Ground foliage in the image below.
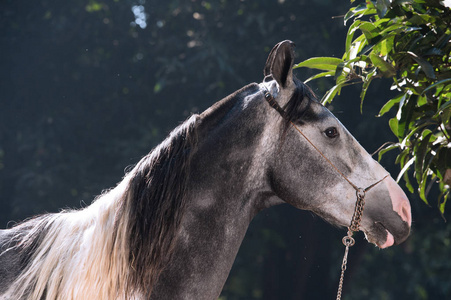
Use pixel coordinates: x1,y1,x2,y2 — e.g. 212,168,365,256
295,0,451,216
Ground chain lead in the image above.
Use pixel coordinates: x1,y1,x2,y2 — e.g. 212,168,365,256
336,189,366,300
336,229,355,300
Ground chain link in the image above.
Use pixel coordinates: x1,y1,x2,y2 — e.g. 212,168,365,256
349,189,365,232
336,231,353,300
336,189,366,300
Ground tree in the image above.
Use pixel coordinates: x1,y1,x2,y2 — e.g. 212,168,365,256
295,0,451,217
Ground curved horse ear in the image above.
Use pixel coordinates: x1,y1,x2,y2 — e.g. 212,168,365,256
263,40,296,88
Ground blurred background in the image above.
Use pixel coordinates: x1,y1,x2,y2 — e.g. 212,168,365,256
1,0,450,299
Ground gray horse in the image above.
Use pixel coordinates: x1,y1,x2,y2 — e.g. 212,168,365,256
0,40,411,300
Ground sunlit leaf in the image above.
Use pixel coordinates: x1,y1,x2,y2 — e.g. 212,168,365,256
378,93,405,117
304,71,335,83
369,52,396,77
397,156,415,186
380,34,395,56
345,20,362,54
321,83,343,105
348,34,367,59
294,57,343,71
344,3,368,24
439,190,449,216
418,171,430,204
359,22,379,40
389,117,399,137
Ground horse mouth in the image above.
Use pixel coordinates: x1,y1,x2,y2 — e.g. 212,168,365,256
363,222,395,249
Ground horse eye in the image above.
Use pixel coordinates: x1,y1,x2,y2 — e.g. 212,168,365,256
324,127,339,138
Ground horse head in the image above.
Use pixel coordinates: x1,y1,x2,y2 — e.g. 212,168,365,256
262,40,411,248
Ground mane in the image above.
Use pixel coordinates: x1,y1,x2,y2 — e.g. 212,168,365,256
121,113,199,296
3,114,199,300
283,78,318,126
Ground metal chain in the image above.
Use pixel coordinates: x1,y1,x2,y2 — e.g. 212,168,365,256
335,189,365,300
349,188,365,232
336,230,355,300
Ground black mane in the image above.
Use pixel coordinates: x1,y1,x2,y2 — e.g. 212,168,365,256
283,78,318,126
121,115,199,296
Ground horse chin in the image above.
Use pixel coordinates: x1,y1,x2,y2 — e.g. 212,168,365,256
363,226,395,249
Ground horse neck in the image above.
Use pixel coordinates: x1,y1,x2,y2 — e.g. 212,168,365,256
151,84,282,299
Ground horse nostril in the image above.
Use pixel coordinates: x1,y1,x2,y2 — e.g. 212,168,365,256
384,176,412,227
401,202,412,227
396,198,412,228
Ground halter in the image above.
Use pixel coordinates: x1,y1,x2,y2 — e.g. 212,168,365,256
262,86,388,300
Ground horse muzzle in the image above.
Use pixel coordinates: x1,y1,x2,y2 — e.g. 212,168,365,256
365,176,412,248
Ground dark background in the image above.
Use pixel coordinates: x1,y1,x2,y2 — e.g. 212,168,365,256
1,0,450,299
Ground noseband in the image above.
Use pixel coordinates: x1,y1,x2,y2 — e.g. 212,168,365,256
262,86,388,300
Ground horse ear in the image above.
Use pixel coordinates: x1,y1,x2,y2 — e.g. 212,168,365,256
263,40,296,88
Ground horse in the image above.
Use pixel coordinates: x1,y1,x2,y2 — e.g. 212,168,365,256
0,40,411,300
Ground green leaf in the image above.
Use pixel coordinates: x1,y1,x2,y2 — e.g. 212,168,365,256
359,22,379,40
376,0,391,18
433,99,451,118
439,190,449,216
418,171,430,204
293,57,343,71
344,7,358,25
369,52,396,77
441,106,451,127
334,62,345,82
436,33,451,50
397,156,415,193
378,93,405,117
344,4,369,24
397,94,416,139
407,51,436,79
379,34,395,56
400,121,436,149
378,143,399,161
422,78,451,95
304,71,335,83
345,20,362,54
348,34,368,59
321,83,343,105
414,130,432,183
389,117,399,137
360,68,377,112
